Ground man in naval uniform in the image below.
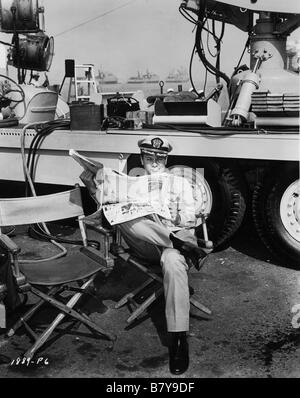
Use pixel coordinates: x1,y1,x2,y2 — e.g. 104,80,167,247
81,135,209,375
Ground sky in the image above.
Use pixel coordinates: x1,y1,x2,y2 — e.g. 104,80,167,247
41,0,250,84
0,0,299,85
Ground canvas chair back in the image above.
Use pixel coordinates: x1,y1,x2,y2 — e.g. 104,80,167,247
0,187,84,228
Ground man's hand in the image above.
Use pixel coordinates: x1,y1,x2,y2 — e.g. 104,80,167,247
80,170,97,196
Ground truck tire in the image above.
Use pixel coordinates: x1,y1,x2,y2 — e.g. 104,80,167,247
252,163,300,268
177,158,247,248
128,156,247,249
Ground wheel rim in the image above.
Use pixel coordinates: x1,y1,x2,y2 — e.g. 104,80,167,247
168,165,213,215
280,179,300,242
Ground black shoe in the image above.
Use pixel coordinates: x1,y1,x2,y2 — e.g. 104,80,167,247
169,332,189,375
170,234,209,270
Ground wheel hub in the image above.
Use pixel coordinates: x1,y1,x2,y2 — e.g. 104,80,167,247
280,180,300,242
168,165,213,216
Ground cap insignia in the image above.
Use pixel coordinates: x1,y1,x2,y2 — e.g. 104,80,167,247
151,138,164,149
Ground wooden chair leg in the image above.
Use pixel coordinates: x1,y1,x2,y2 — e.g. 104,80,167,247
116,255,212,325
124,285,212,325
6,286,61,337
115,277,154,309
127,286,164,325
190,296,212,316
24,277,116,360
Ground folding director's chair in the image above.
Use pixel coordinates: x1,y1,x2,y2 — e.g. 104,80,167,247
0,186,116,361
84,166,213,326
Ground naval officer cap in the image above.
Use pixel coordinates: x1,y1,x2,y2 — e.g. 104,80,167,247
138,136,173,155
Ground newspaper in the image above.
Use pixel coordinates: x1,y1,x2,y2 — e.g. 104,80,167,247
69,149,104,174
103,202,171,226
69,149,171,225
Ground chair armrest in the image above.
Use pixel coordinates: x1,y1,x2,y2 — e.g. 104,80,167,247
83,214,115,237
82,211,103,226
0,234,20,254
86,224,114,237
0,236,26,288
81,246,115,270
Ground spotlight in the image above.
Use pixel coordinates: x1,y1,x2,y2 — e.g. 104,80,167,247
10,32,54,71
0,0,44,33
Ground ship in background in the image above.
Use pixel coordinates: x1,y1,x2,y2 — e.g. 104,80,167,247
96,69,119,84
127,69,160,84
165,67,189,83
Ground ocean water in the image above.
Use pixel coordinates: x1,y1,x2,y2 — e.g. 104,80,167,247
59,80,218,108
97,80,216,99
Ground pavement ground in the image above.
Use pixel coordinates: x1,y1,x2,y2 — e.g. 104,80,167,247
0,219,299,379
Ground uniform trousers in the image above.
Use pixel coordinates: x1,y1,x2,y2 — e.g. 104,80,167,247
119,216,197,332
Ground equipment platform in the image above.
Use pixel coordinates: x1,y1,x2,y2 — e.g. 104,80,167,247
0,127,298,186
